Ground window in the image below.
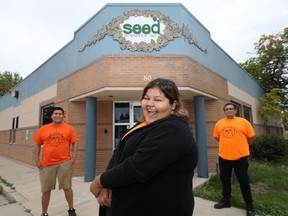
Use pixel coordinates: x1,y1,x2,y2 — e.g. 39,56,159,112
230,101,253,123
15,116,19,128
115,103,130,123
243,106,252,122
231,101,241,117
9,116,19,144
113,101,141,149
41,104,54,125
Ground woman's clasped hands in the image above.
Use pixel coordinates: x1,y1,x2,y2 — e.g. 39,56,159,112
90,174,112,207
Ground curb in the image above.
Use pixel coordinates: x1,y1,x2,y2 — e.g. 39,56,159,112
0,182,31,214
0,183,16,204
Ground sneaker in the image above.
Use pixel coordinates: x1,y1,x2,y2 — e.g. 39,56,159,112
68,208,77,216
41,213,48,216
214,198,231,209
247,207,255,216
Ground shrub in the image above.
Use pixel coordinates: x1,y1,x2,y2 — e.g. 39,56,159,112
250,134,288,163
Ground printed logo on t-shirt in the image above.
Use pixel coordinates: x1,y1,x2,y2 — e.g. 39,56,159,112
221,125,236,139
47,131,64,147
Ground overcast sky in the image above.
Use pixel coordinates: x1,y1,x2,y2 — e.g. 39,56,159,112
0,0,287,79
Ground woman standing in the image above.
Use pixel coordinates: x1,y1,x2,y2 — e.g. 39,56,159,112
90,78,198,216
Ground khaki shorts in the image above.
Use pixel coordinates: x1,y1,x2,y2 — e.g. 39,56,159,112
39,160,73,193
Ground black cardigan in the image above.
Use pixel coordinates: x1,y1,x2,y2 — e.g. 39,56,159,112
100,115,198,216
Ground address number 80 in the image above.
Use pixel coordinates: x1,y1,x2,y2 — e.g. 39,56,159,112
144,75,152,81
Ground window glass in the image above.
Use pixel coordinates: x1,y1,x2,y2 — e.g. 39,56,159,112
231,101,241,117
114,102,140,149
114,125,129,148
133,106,141,123
15,116,19,128
42,105,54,125
243,106,252,122
115,103,130,123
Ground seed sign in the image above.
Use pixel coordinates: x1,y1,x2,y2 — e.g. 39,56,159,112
120,16,165,44
79,10,207,53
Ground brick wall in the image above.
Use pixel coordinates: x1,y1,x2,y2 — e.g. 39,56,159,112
0,127,38,166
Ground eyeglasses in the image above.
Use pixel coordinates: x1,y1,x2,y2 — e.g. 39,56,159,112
224,108,235,111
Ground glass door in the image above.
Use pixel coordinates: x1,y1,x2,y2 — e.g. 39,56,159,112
113,101,141,149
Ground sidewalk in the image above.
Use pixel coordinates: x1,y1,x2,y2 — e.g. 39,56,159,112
0,155,246,216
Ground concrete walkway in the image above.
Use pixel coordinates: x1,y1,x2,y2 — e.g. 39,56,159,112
0,155,246,216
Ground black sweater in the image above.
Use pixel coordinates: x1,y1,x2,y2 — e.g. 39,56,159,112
101,115,198,216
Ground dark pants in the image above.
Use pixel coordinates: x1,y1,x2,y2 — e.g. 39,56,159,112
219,156,253,206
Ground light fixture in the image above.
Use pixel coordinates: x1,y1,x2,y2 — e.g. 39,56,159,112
12,91,19,98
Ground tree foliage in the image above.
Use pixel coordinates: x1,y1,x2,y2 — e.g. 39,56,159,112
240,28,288,128
0,71,22,96
240,28,288,92
258,88,283,122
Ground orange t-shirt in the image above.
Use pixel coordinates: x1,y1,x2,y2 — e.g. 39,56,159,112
213,117,255,160
33,123,78,166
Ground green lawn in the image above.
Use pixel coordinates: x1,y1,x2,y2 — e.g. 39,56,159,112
194,160,288,216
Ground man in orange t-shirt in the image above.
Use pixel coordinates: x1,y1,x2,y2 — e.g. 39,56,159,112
213,102,255,216
33,107,78,216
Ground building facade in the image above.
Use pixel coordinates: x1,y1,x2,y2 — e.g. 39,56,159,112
0,4,282,180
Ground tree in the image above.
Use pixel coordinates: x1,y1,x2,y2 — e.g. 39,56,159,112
0,71,22,96
240,28,288,129
258,88,283,122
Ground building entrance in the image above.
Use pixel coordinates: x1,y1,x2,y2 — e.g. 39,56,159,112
113,101,141,148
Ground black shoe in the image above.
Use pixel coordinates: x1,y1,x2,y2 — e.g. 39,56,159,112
68,208,77,216
41,213,48,216
247,207,255,216
214,198,231,209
